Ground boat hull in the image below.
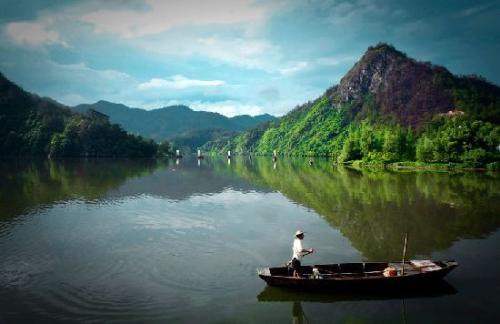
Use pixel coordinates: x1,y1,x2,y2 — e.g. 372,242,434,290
258,260,458,291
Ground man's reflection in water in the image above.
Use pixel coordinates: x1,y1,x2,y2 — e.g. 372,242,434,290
292,301,308,324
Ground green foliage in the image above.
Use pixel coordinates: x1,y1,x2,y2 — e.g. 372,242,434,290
487,161,500,171
45,114,160,158
208,93,499,168
416,136,434,162
0,74,168,158
23,110,66,154
207,87,500,168
338,126,362,162
449,76,500,123
461,148,488,167
337,122,416,164
223,96,346,157
157,141,173,157
415,116,500,166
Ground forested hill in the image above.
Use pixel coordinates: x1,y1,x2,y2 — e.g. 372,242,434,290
204,43,500,168
0,72,163,158
73,101,276,141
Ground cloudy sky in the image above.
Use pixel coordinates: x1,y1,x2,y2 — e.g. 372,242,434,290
1,0,499,116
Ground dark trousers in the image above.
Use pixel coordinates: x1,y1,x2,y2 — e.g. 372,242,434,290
289,258,302,276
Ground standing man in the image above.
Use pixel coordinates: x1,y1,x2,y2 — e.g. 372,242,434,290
291,230,314,277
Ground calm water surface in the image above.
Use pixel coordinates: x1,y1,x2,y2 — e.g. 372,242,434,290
0,157,499,323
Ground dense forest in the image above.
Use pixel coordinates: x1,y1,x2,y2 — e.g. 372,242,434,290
0,73,170,158
204,44,500,169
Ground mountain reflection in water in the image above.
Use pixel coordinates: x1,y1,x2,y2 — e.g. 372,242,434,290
217,157,500,260
0,157,498,322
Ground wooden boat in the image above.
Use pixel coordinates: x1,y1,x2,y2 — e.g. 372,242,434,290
257,260,458,291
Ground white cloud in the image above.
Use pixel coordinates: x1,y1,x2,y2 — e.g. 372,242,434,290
5,21,67,47
135,35,280,71
81,0,269,38
196,36,280,70
454,2,497,18
279,61,309,75
78,1,287,73
38,61,136,106
3,0,286,73
53,62,133,81
190,100,264,117
138,75,226,90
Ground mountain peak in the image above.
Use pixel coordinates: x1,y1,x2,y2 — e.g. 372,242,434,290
96,100,116,105
334,43,460,128
365,42,407,58
336,44,408,103
94,100,131,109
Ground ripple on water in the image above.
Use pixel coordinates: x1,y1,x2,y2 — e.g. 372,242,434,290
141,236,264,296
33,283,174,322
0,254,54,288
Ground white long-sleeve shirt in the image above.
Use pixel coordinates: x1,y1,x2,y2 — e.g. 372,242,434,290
292,238,309,261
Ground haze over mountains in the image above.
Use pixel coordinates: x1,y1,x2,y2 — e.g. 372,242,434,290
73,101,276,141
0,70,276,156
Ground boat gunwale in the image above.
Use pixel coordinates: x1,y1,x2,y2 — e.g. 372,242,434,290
259,260,458,282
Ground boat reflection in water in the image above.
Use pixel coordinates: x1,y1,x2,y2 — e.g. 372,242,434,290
257,281,457,303
292,302,306,324
258,282,457,323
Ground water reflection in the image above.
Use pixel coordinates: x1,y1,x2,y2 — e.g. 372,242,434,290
0,159,158,220
0,158,271,221
109,158,270,200
292,302,306,324
257,282,457,303
258,283,458,324
219,157,500,259
0,157,498,322
1,157,499,261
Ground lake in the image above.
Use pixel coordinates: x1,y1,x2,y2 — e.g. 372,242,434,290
0,157,499,323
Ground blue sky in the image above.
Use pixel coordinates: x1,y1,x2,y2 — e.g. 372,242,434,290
1,0,499,116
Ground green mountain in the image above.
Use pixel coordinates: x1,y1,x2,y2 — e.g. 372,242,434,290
73,100,276,142
205,43,500,168
0,72,162,157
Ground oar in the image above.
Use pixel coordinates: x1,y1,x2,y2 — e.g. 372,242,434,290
402,232,409,275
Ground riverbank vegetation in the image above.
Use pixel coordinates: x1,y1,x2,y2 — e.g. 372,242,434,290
203,96,500,169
